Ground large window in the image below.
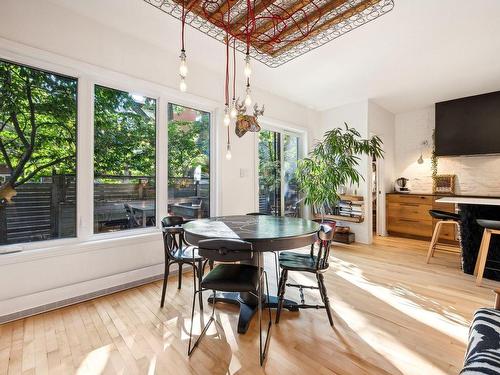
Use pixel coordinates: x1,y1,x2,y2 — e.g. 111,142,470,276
167,103,210,219
93,85,156,233
0,60,77,245
258,129,301,217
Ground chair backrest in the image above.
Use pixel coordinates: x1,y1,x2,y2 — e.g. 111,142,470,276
316,224,334,270
198,239,253,262
162,216,184,227
124,203,141,227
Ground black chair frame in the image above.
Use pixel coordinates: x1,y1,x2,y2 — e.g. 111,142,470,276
276,225,334,326
160,216,210,310
188,239,272,366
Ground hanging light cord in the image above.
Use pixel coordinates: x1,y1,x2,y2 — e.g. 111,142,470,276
181,0,186,52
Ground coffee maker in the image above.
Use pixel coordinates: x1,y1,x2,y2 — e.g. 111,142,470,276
395,177,410,193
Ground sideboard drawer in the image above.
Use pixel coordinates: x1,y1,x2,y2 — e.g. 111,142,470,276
387,194,433,205
387,218,433,238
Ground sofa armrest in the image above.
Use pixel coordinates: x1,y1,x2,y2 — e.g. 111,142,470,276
494,289,500,309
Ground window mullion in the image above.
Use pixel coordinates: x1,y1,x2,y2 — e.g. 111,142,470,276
76,76,94,240
157,97,168,224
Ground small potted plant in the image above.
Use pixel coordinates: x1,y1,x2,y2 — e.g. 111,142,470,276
296,123,384,222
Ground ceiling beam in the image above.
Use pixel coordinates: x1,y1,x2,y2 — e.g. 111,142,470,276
255,0,346,38
258,0,350,53
230,0,276,33
269,0,380,56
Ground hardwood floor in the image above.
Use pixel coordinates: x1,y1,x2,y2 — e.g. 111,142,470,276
1,236,498,375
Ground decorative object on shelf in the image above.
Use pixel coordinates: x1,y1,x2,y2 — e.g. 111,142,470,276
417,140,429,164
395,177,410,193
144,0,394,68
296,123,383,222
433,174,456,194
234,100,264,137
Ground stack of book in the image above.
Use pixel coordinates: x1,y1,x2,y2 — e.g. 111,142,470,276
336,196,364,220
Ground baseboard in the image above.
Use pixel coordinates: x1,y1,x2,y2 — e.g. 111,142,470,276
0,263,177,324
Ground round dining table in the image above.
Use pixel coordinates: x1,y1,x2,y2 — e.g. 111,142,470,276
183,215,320,334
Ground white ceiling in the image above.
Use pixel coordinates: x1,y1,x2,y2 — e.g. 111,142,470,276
50,0,500,114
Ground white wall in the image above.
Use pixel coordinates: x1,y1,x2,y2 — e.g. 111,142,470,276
395,107,500,196
0,0,314,317
368,102,396,236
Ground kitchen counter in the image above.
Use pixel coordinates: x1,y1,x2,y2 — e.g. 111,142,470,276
436,196,500,206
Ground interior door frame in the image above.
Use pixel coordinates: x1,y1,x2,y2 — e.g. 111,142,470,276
254,117,308,216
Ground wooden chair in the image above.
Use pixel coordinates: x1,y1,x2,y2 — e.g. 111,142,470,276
276,224,335,326
474,219,500,286
426,209,462,263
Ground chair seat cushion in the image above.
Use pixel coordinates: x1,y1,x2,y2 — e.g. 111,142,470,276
477,219,500,230
279,254,324,272
173,246,204,262
429,209,461,221
461,308,500,374
201,264,259,292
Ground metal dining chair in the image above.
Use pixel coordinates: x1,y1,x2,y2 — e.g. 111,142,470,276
124,203,142,228
276,224,335,326
188,238,272,366
160,216,209,309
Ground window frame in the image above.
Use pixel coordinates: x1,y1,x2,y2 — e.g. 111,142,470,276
254,117,308,217
0,40,219,259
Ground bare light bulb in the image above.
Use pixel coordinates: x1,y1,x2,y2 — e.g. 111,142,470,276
230,105,238,119
225,144,232,160
244,92,252,107
179,77,187,92
223,105,230,126
179,60,188,77
417,154,424,164
244,54,252,78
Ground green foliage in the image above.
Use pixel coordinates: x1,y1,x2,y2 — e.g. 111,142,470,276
258,130,280,191
0,60,77,188
94,86,156,177
296,123,384,217
167,104,210,178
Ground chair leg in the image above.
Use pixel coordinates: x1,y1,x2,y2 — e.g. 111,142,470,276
188,289,216,356
273,251,280,291
317,273,334,326
178,263,183,289
160,262,171,308
197,260,204,310
476,230,492,286
275,269,288,324
427,221,442,263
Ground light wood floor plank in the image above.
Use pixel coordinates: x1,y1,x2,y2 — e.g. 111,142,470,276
1,236,497,374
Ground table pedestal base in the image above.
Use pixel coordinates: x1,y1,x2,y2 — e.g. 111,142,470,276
207,292,299,334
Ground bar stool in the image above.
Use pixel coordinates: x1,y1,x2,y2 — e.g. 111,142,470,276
474,219,500,286
426,209,462,263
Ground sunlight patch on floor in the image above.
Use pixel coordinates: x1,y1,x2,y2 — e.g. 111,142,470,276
76,345,111,375
334,258,468,344
334,301,451,375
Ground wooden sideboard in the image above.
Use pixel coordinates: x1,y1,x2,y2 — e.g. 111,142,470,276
387,193,457,241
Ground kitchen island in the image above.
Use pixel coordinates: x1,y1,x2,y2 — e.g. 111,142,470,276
436,196,500,280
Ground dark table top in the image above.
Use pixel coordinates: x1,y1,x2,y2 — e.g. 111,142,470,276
183,215,320,252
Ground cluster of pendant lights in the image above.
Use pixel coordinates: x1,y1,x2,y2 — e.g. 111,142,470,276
177,1,254,161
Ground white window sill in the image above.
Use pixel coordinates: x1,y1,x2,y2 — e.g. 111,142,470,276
0,227,163,266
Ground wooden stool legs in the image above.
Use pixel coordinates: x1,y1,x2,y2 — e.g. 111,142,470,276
475,228,498,286
426,220,460,264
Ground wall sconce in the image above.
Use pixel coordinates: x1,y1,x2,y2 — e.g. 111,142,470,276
417,140,429,164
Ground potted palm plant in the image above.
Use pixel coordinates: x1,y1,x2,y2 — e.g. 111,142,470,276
296,123,384,221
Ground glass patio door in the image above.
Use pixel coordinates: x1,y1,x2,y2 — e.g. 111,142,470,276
258,129,301,217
